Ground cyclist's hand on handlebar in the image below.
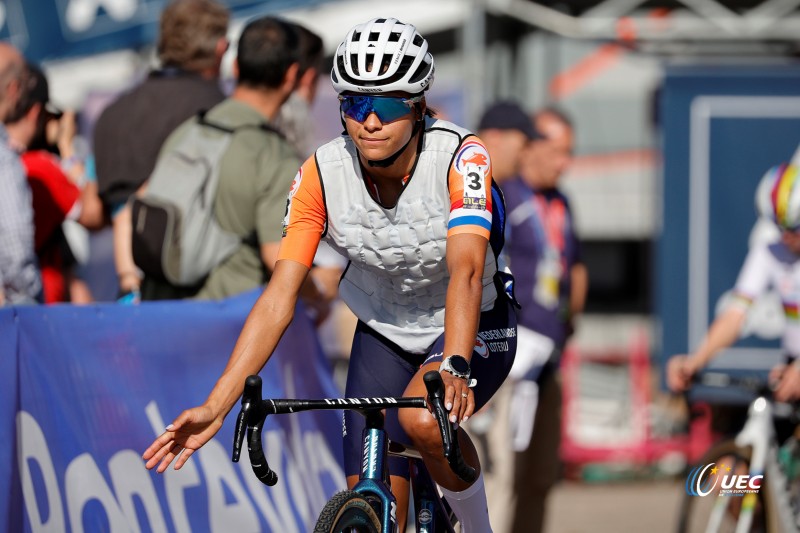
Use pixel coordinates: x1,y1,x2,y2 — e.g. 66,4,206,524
666,354,698,393
774,363,800,403
439,371,474,424
769,364,787,391
142,405,223,473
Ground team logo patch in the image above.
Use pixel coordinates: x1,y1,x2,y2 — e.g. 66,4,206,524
462,152,488,166
474,336,490,358
282,168,303,237
455,141,489,210
418,509,433,524
454,140,491,176
288,168,303,197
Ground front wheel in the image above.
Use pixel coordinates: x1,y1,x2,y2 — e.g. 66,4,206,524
314,490,382,533
677,440,773,533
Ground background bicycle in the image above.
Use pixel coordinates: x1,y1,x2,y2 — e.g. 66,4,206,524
677,372,800,533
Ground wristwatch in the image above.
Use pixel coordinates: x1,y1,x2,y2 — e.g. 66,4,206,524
440,355,471,380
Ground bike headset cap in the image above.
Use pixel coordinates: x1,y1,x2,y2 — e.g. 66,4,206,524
331,17,435,167
755,163,800,230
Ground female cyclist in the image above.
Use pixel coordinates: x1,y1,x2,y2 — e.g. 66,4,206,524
143,17,517,532
667,163,800,402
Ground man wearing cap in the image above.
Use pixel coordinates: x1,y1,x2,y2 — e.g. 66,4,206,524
470,103,587,533
468,100,541,533
477,101,541,185
506,107,587,533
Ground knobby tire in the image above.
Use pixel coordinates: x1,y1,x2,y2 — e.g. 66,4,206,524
314,490,382,533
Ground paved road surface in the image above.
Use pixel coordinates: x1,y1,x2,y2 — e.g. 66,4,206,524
544,480,684,533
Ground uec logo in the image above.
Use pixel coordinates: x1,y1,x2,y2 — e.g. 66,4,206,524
685,463,763,496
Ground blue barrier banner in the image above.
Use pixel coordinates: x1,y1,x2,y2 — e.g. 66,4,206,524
1,290,346,532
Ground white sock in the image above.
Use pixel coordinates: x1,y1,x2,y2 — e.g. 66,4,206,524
439,471,493,533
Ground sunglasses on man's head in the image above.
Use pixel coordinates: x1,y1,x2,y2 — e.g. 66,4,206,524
339,95,422,124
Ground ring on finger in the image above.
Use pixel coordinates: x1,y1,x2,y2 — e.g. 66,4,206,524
461,392,468,398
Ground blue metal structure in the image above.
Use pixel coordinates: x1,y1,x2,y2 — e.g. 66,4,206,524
658,64,800,393
1,0,332,63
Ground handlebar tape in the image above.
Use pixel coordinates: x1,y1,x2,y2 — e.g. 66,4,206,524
423,371,477,483
232,375,279,486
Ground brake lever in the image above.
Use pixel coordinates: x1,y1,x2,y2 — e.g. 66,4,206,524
423,370,477,483
232,375,262,463
232,375,279,486
232,400,249,463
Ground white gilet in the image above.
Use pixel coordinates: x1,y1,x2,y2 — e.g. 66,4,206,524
315,118,498,353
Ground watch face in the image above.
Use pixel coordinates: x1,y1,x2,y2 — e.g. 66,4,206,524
449,356,470,374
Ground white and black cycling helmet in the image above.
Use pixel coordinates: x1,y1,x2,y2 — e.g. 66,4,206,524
331,17,435,95
755,163,800,229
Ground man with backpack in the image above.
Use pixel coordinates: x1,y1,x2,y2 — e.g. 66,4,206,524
133,16,325,311
94,0,230,302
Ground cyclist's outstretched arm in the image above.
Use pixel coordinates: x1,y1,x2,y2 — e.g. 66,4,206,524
666,306,747,392
142,259,309,472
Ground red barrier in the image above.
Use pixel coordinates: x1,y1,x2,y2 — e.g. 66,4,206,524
560,331,712,479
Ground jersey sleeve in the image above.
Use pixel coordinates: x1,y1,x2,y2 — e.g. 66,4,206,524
447,136,493,240
277,156,327,268
731,243,773,308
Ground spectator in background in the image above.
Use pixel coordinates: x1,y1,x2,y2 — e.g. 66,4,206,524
5,63,104,303
505,107,587,533
0,43,41,306
138,16,328,317
478,101,539,185
466,100,541,533
273,21,350,345
273,21,342,299
93,0,230,302
274,21,323,160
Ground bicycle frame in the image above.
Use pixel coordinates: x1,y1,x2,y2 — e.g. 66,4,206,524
408,454,458,532
232,371,474,533
730,395,798,533
354,410,457,532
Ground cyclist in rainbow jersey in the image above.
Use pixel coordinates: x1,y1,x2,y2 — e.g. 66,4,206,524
668,163,800,402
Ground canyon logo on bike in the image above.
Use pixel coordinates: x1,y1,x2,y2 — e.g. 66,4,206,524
685,462,764,496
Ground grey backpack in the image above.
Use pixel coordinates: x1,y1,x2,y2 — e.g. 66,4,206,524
131,112,272,286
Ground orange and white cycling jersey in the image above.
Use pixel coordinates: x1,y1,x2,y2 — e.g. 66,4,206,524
277,118,501,353
278,132,494,268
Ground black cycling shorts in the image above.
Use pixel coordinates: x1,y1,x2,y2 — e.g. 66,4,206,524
342,297,517,479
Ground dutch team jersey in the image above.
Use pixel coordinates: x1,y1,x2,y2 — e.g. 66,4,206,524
277,118,500,352
278,137,494,267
